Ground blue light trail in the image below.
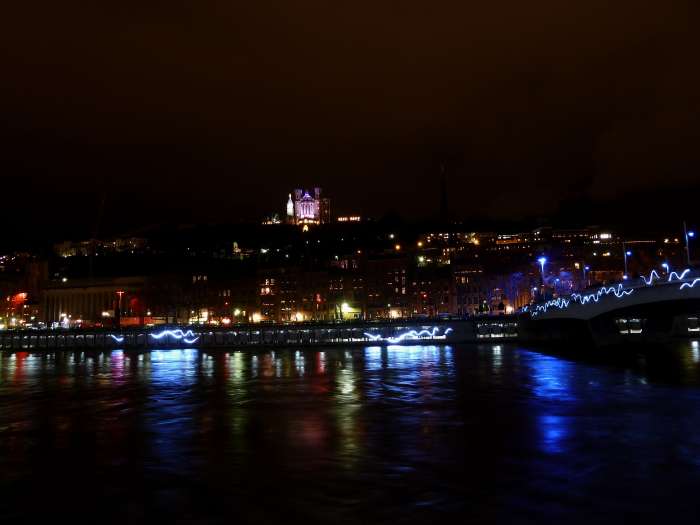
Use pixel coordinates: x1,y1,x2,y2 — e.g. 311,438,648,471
640,270,661,285
149,329,200,344
531,284,634,316
668,269,691,282
363,327,453,344
639,268,691,285
680,279,700,290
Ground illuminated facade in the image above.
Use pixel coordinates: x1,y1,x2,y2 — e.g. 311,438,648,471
289,188,330,225
41,276,148,327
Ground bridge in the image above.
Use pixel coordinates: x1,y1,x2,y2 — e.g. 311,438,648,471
522,269,700,345
0,317,519,351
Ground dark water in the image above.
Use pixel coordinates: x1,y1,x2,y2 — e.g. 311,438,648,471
2,343,700,524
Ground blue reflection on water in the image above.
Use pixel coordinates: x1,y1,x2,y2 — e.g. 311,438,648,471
145,349,200,473
362,345,455,404
538,414,570,454
363,345,454,372
150,349,199,384
526,351,577,455
530,353,576,402
364,346,384,371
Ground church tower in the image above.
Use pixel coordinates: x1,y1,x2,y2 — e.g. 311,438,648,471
286,194,295,223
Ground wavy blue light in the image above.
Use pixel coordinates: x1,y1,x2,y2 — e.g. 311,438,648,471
532,284,634,316
150,329,195,340
150,329,200,344
532,267,695,316
640,270,661,285
639,268,691,285
668,269,691,282
109,334,124,343
363,327,453,344
680,279,700,290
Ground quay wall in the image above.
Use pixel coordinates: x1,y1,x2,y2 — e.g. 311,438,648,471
0,318,519,351
3,309,697,352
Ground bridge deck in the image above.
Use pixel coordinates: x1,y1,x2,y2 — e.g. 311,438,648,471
0,318,520,350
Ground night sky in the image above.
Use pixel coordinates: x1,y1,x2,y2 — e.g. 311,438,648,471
1,1,699,244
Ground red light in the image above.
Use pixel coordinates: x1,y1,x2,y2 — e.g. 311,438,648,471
11,292,27,305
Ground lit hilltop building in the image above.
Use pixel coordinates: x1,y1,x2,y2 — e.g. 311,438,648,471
287,188,330,225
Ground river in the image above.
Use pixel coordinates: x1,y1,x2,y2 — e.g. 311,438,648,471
2,343,700,523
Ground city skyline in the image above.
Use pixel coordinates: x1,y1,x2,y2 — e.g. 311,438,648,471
1,177,698,252
2,4,700,523
2,217,695,330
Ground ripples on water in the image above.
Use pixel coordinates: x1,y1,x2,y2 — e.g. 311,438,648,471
2,343,700,524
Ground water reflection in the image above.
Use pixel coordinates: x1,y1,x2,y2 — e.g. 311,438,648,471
529,353,576,402
1,343,700,523
537,414,570,455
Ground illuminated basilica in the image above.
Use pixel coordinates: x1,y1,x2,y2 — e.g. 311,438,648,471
287,188,330,225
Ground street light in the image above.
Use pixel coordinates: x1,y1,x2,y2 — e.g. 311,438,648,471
537,257,547,277
623,241,632,278
115,290,125,328
537,257,547,298
684,221,695,266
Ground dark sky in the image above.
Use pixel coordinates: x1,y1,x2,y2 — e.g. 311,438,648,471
1,1,699,243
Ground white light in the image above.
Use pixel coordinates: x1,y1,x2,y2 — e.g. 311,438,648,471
531,284,634,316
668,269,690,282
640,270,661,285
680,279,700,290
149,329,200,344
364,327,453,344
